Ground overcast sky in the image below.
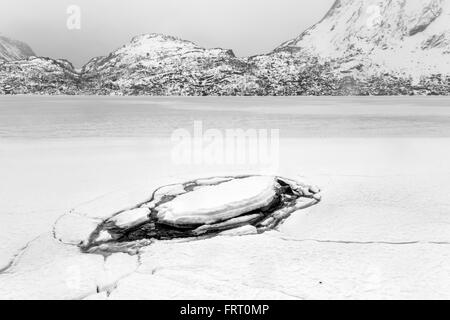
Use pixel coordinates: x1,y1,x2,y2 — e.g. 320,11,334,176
0,0,334,67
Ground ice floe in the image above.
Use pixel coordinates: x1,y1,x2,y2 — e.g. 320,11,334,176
53,175,321,253
156,176,278,226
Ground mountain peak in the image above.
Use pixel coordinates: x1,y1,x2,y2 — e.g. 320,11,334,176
130,33,194,45
111,33,210,60
280,0,450,49
84,32,236,71
126,33,236,56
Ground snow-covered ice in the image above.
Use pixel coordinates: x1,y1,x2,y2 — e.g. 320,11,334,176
52,174,318,251
1,96,450,299
110,208,151,229
156,176,278,226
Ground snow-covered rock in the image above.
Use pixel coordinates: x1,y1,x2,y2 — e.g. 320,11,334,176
109,208,151,229
156,176,277,226
53,175,321,252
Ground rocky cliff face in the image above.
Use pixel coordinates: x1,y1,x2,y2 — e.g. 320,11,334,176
1,0,450,95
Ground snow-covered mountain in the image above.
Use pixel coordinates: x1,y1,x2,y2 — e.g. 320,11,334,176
80,34,261,95
0,36,35,61
277,0,450,78
0,36,80,95
0,55,80,95
252,0,450,94
1,0,450,95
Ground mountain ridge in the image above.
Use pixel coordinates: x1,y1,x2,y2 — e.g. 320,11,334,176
1,0,450,95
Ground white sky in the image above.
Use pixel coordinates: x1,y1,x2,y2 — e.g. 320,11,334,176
0,0,334,67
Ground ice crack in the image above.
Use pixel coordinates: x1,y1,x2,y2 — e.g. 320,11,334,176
276,236,450,246
0,235,42,275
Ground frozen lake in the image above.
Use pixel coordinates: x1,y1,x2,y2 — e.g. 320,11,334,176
1,96,450,139
1,96,450,299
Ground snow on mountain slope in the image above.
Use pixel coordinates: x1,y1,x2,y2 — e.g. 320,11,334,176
81,34,261,95
248,0,450,95
0,57,80,95
0,36,35,61
83,34,232,73
0,36,80,95
276,0,450,78
1,0,450,96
